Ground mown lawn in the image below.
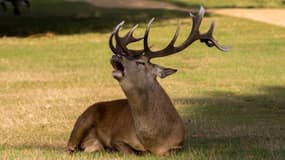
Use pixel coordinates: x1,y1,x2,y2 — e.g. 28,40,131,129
156,0,285,8
0,0,285,160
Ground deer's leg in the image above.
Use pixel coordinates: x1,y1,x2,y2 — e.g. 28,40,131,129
66,113,95,154
80,127,104,153
111,141,135,154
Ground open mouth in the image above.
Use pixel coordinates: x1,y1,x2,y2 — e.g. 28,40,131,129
111,60,124,72
111,56,125,79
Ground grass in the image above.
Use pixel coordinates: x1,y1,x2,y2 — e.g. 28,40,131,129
155,0,285,8
0,0,285,159
0,0,189,36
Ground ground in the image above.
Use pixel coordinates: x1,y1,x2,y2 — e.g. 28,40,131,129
73,0,285,27
0,0,284,160
209,8,285,27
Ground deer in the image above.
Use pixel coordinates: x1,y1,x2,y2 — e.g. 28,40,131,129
66,6,230,155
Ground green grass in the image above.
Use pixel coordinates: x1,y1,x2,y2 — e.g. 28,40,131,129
155,0,285,8
0,0,285,159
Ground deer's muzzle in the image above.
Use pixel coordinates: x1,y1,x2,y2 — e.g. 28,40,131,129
111,55,124,80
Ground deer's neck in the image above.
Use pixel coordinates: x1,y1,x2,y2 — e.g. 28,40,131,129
121,80,182,134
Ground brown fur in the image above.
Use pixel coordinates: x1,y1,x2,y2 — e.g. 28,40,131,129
66,55,185,155
66,7,230,155
66,99,146,154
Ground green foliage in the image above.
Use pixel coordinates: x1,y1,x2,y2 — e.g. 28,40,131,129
0,0,284,159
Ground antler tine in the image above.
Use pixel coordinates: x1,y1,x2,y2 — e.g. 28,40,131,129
189,6,204,37
144,19,182,58
114,21,145,57
143,7,205,59
110,7,230,57
109,32,118,54
124,24,144,43
165,21,181,51
109,21,125,55
188,6,232,52
143,6,230,59
200,21,232,51
144,18,155,54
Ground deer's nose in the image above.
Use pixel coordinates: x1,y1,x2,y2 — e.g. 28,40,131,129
111,55,122,62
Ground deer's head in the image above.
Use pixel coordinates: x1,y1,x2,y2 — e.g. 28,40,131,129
109,7,230,90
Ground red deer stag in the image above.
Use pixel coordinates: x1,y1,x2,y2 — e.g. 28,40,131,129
66,6,230,155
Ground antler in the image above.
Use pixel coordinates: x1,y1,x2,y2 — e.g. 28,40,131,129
109,21,144,57
109,6,231,58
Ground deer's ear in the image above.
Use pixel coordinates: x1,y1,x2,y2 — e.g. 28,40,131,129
154,65,177,79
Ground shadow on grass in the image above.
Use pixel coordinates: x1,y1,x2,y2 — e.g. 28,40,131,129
175,85,285,118
180,136,285,159
174,85,285,158
0,0,196,37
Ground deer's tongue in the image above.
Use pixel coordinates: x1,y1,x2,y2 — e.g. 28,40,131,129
112,70,123,79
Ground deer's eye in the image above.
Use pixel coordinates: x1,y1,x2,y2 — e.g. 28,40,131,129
136,61,145,66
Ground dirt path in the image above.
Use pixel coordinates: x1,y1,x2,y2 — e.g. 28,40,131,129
209,9,285,27
69,0,285,27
